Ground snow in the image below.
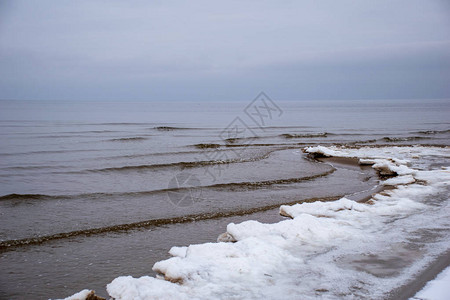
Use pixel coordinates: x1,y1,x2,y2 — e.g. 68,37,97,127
411,265,450,300
59,289,92,300
382,175,415,185
70,146,450,300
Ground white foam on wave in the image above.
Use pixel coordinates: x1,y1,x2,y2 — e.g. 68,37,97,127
67,146,450,300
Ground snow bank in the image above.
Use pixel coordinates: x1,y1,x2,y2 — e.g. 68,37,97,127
59,289,93,300
382,174,415,186
73,146,450,299
305,145,418,176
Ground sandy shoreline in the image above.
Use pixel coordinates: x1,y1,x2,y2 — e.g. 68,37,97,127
92,152,444,300
387,250,450,299
4,146,449,299
320,152,450,299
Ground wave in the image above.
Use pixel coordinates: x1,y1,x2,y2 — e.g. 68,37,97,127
34,134,97,139
109,137,148,142
0,195,342,251
154,126,219,131
280,133,329,139
1,165,70,171
225,143,301,148
260,126,317,129
154,126,195,131
348,139,378,145
37,130,119,134
200,169,335,190
1,150,271,174
223,137,259,144
43,150,272,174
94,150,206,160
84,155,269,173
0,149,105,156
95,122,157,126
382,136,431,142
0,167,334,202
194,143,221,149
415,129,450,135
0,193,65,201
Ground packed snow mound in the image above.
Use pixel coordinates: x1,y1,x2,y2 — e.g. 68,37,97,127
382,174,415,186
59,289,93,300
67,146,450,300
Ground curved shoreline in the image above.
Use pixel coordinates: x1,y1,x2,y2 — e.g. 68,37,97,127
387,250,450,300
98,145,449,300
0,154,381,252
0,149,383,300
1,194,346,252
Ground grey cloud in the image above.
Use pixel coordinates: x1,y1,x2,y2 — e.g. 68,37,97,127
0,0,449,100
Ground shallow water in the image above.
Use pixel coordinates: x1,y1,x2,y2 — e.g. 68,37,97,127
0,99,449,299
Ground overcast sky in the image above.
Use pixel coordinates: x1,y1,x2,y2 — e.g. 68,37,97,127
0,0,449,101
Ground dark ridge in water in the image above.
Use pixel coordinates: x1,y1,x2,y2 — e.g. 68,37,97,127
34,134,102,139
349,139,379,145
154,126,194,131
415,129,450,135
224,138,238,144
81,153,271,173
206,169,335,190
0,195,343,251
1,165,70,171
0,193,65,201
108,137,148,142
194,143,221,149
225,143,302,148
0,149,107,156
0,168,335,203
98,149,215,160
95,122,157,126
33,130,120,135
72,130,119,134
224,137,258,144
280,133,329,139
382,136,431,142
259,126,317,129
0,121,156,126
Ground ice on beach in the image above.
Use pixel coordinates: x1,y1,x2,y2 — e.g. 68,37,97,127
73,146,450,299
60,289,92,300
382,174,415,186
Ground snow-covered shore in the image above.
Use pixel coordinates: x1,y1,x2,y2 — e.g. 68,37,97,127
63,146,450,300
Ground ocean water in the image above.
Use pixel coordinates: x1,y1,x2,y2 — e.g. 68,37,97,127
0,99,449,299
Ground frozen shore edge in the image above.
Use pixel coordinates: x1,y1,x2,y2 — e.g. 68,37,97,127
60,145,450,300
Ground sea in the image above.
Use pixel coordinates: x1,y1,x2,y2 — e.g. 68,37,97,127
0,98,449,299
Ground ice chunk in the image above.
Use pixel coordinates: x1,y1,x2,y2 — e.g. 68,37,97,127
168,246,188,258
382,175,415,185
59,290,94,300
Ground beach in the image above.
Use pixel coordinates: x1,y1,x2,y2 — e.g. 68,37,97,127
0,100,449,299
2,0,450,298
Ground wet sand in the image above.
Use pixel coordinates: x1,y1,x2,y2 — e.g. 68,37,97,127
387,250,450,300
321,156,450,300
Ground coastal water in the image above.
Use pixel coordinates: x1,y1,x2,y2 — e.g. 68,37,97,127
0,99,449,299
